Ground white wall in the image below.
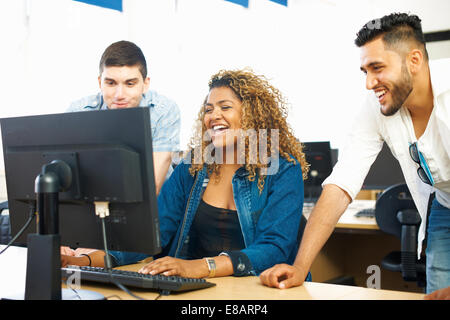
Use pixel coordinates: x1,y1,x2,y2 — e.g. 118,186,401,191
427,40,450,60
0,0,450,200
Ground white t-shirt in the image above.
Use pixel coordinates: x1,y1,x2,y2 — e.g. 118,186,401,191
402,107,450,207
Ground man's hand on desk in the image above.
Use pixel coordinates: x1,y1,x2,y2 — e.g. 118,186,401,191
424,286,450,300
60,246,76,257
259,264,306,289
61,254,91,268
60,246,105,267
138,256,208,278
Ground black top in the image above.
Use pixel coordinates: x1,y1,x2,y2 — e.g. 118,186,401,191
187,199,245,259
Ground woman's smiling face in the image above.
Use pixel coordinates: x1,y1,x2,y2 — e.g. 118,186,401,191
203,86,243,149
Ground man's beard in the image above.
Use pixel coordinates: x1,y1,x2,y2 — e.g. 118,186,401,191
381,62,413,117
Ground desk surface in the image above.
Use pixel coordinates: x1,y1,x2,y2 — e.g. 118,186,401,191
304,199,378,231
1,246,424,300
76,262,424,300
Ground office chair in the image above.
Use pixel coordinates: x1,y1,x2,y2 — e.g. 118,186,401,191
296,213,314,282
375,184,426,288
297,213,307,245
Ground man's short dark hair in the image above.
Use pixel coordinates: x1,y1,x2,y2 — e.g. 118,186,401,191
99,40,147,79
355,13,428,60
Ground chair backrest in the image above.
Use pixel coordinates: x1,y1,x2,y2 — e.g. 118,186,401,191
296,213,312,281
297,214,307,245
0,201,8,212
0,201,11,245
375,184,427,285
375,184,416,238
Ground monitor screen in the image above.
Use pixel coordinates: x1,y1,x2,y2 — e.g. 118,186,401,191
302,141,333,200
362,142,405,190
1,108,161,256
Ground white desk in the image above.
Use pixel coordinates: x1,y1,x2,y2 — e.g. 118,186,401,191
0,245,424,300
0,245,27,299
303,200,424,292
303,199,378,231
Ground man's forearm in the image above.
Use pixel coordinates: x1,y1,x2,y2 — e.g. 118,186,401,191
293,184,351,274
61,250,106,268
153,151,173,195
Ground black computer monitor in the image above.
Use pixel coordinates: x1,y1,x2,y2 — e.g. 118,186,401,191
1,107,161,254
302,141,333,200
362,142,405,190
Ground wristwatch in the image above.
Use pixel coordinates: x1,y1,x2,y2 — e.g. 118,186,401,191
205,257,216,278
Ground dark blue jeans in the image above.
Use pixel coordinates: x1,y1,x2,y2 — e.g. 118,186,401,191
425,198,450,293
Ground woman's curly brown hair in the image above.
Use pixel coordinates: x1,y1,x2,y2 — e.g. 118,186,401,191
187,68,309,193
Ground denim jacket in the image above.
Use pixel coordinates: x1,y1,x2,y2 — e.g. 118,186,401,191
111,155,305,276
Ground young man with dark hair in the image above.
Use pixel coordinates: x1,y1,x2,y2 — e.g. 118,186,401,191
260,13,450,298
68,40,180,195
61,40,181,265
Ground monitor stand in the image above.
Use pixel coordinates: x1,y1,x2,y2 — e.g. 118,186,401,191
3,160,106,300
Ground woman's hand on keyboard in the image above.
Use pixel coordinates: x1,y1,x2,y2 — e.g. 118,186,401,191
138,256,208,278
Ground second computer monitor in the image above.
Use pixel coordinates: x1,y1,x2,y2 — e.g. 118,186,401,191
362,142,405,190
303,141,333,200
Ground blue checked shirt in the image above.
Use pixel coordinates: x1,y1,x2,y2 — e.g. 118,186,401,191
67,90,181,153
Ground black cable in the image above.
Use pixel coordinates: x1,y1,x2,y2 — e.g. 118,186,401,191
0,201,36,255
68,286,82,300
108,275,147,301
99,216,147,300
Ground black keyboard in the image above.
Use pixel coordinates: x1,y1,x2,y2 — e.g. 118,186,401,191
61,266,216,295
354,208,376,218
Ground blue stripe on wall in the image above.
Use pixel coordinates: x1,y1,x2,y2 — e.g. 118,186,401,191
224,0,249,8
73,0,123,12
269,0,288,6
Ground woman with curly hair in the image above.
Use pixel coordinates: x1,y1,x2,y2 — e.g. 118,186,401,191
133,69,310,279
68,69,310,280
